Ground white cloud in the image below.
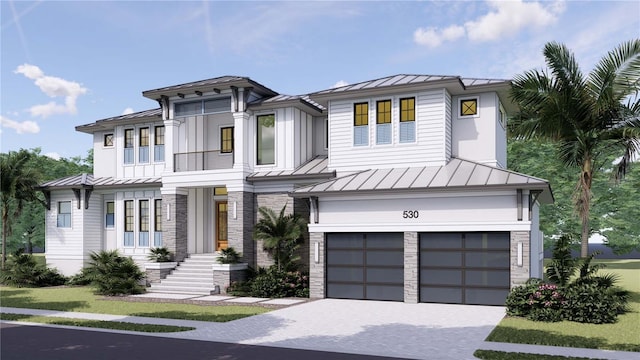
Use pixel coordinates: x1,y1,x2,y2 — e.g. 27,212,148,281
122,107,134,115
332,80,349,88
44,152,61,160
14,63,88,118
413,0,566,48
0,115,40,134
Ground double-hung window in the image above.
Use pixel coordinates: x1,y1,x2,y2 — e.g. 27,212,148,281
221,127,234,154
57,201,71,228
154,199,162,246
139,200,149,247
257,114,275,165
353,102,369,146
376,100,392,144
124,200,134,246
139,128,149,163
399,97,416,143
105,201,114,228
124,129,134,164
154,126,165,162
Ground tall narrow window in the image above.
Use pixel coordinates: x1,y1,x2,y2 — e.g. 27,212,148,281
57,201,71,228
221,127,234,153
154,126,165,162
139,200,149,247
354,102,369,146
376,100,392,144
324,118,329,149
257,114,275,165
139,127,149,163
124,200,134,246
399,97,416,143
105,201,115,228
154,199,162,247
124,129,134,164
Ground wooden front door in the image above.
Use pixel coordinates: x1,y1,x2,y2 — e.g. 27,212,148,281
215,201,228,251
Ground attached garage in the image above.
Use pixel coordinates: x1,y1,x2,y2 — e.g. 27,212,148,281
326,233,404,301
420,232,510,305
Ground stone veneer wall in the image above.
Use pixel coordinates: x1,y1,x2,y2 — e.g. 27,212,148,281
293,197,310,271
308,232,325,298
227,191,255,267
162,194,188,262
403,232,419,303
510,231,531,288
213,268,248,294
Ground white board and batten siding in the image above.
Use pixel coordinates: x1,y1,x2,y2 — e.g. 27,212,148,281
327,89,449,173
111,123,166,179
309,191,533,233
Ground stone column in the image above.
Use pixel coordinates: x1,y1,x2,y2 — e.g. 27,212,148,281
309,232,325,299
227,191,255,267
162,191,188,262
510,231,530,288
254,193,294,268
404,231,419,303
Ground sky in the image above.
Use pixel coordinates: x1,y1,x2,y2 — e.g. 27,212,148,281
1,0,639,160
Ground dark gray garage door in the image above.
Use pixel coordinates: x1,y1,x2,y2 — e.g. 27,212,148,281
420,232,510,305
326,233,404,301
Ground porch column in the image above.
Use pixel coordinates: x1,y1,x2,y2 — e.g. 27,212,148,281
163,119,181,174
162,189,188,262
309,232,325,299
227,191,255,267
510,231,530,288
232,112,251,172
404,231,419,303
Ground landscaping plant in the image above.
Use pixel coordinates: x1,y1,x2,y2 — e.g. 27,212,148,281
253,205,307,271
217,247,242,264
146,247,172,262
84,250,145,295
0,249,66,287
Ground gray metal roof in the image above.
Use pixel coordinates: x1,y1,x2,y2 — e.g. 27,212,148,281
312,74,461,95
292,158,553,203
76,108,162,133
40,173,161,189
247,156,335,182
248,94,326,112
142,75,279,99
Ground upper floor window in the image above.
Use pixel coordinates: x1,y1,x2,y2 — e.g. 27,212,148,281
353,102,369,146
324,118,329,149
174,97,231,117
221,127,234,153
154,126,165,162
460,98,478,117
257,114,275,165
124,129,134,164
139,127,149,163
376,100,392,144
399,97,416,143
57,201,71,228
105,201,114,228
104,134,113,147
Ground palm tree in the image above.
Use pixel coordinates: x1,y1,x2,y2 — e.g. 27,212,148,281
510,40,640,257
253,205,307,271
1,150,42,269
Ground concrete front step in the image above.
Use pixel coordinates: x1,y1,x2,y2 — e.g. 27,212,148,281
158,280,214,288
165,274,213,280
146,286,215,295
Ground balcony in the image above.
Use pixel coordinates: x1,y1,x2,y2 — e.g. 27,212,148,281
174,150,233,172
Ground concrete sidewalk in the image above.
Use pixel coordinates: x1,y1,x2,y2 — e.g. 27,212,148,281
2,299,638,360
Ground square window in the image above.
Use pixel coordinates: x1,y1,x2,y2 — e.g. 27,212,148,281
460,99,478,116
104,134,113,147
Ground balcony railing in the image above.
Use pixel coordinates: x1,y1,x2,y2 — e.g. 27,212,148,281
174,150,233,172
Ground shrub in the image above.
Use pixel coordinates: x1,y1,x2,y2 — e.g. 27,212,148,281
563,278,630,324
505,280,566,322
0,249,66,287
85,250,145,296
147,247,172,262
227,266,309,298
217,247,242,264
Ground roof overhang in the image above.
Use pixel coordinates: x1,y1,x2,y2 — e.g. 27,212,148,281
142,76,278,101
76,108,162,134
248,97,325,116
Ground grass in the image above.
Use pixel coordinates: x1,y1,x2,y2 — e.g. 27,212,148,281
0,286,269,322
473,350,605,360
487,259,640,352
0,313,195,332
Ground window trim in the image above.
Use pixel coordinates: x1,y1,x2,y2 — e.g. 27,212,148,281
154,125,165,162
139,127,150,163
353,102,369,147
256,113,276,166
399,97,416,143
56,201,71,228
104,134,114,147
124,128,135,165
324,118,329,150
105,201,115,229
459,97,479,118
220,126,234,154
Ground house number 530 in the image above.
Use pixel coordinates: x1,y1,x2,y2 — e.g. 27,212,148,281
402,210,419,219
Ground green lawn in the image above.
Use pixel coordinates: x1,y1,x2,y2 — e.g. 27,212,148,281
0,286,269,322
473,350,605,360
0,313,195,332
487,259,640,352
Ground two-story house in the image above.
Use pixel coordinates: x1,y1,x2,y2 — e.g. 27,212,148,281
40,74,552,306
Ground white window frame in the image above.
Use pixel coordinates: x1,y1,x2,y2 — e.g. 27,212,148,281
56,201,71,228
458,96,480,119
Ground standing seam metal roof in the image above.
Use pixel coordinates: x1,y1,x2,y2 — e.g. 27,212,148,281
40,174,161,188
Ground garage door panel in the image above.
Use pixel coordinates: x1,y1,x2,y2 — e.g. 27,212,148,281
327,267,364,282
464,288,509,306
366,234,404,249
327,250,363,265
366,285,404,301
465,233,510,249
327,235,364,249
464,252,509,267
365,251,403,266
327,283,364,299
421,269,463,286
420,287,462,304
366,268,404,283
420,233,462,249
420,251,463,267
465,270,510,286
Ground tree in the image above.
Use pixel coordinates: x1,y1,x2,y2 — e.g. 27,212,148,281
0,150,43,269
510,40,640,257
253,205,307,271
